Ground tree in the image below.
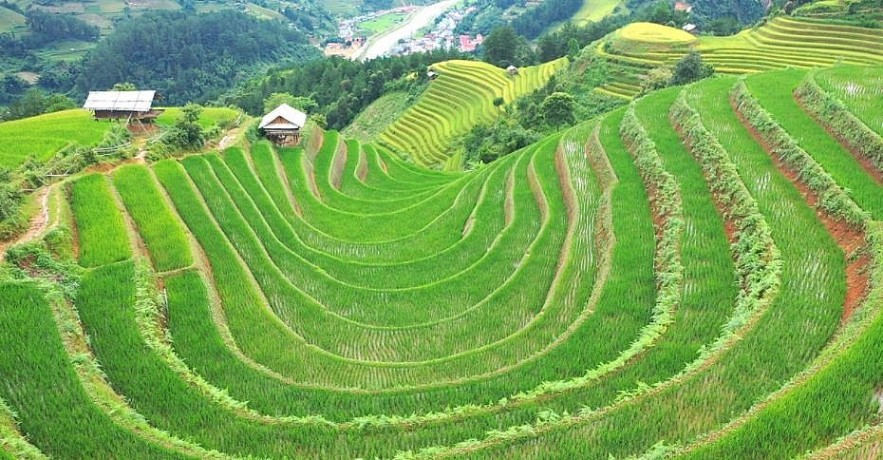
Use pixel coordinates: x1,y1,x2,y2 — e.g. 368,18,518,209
168,103,206,150
482,26,518,67
263,93,319,114
309,113,328,129
24,10,99,44
456,115,541,165
112,82,137,91
648,1,676,25
6,88,75,119
0,75,28,105
540,92,575,129
706,17,741,36
567,38,581,60
669,51,715,86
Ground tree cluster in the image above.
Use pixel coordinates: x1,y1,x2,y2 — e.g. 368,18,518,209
688,0,766,27
669,51,715,86
0,88,75,121
25,10,100,46
536,15,632,62
481,26,536,67
164,104,209,150
147,103,218,160
454,115,542,164
457,62,624,166
456,0,584,39
511,0,584,39
76,10,318,105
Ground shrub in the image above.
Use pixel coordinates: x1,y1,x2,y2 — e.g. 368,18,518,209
670,51,715,86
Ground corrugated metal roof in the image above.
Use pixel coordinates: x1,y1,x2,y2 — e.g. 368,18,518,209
83,90,156,112
259,104,308,130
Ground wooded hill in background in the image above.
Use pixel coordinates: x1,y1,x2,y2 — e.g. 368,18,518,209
76,11,318,106
0,0,333,118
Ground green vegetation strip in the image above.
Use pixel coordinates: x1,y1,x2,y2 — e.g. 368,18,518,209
796,69,883,170
74,260,346,458
159,115,676,452
69,173,131,268
216,147,534,328
278,146,490,262
113,165,194,272
186,139,604,376
0,282,185,459
732,78,870,226
249,141,514,290
744,70,883,220
0,397,45,459
479,76,842,458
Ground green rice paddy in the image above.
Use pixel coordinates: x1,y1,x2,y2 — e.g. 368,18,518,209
2,18,883,460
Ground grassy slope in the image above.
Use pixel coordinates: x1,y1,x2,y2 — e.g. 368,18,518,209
156,107,240,129
0,109,111,168
341,91,411,143
573,0,621,25
0,107,239,169
4,43,883,459
0,6,25,33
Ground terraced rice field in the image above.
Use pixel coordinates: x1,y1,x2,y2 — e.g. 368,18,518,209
595,17,883,99
814,65,883,136
377,58,569,169
2,66,883,458
0,109,112,168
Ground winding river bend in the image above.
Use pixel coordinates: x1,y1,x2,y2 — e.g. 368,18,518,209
356,0,461,61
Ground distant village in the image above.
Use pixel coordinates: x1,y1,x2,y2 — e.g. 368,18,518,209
324,5,485,59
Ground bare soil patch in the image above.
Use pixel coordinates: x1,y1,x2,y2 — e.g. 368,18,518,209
330,140,347,190
0,187,52,261
357,150,368,182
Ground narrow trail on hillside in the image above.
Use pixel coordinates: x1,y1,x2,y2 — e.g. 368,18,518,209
219,127,243,150
0,186,54,262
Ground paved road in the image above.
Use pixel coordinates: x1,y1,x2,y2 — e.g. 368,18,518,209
356,0,460,61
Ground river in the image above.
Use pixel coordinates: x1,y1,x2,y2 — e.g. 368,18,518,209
355,0,461,61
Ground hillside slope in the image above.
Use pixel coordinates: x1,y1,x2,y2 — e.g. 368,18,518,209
377,58,569,169
2,63,883,458
0,109,111,168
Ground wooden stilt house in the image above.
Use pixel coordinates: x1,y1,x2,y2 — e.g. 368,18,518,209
260,104,308,146
83,90,163,124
